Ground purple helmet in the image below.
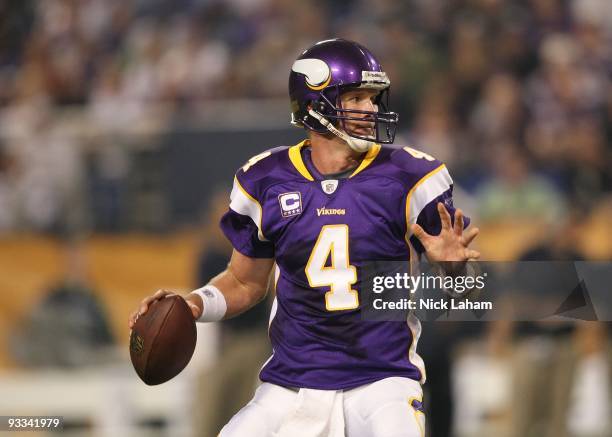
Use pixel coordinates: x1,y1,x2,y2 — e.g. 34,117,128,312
289,38,398,149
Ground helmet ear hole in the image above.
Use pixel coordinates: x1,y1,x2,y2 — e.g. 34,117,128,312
374,92,383,105
307,100,325,113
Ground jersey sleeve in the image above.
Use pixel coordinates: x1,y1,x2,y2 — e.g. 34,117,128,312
219,175,274,258
405,165,470,254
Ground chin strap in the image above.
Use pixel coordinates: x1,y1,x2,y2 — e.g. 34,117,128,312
308,109,375,153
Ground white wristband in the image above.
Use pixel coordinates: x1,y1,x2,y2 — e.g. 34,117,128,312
191,285,227,322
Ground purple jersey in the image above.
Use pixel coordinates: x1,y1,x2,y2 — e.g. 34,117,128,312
220,140,468,390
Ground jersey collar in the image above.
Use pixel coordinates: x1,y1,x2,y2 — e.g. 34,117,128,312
288,140,381,181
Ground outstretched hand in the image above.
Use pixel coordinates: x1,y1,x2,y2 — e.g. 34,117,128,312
411,203,480,263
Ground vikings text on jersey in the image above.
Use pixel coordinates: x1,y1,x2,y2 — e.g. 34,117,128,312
220,141,469,390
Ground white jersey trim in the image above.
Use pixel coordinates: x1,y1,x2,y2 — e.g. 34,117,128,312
407,312,426,384
229,176,267,241
406,164,453,228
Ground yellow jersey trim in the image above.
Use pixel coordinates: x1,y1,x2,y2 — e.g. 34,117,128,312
349,143,381,178
288,140,314,181
288,141,381,181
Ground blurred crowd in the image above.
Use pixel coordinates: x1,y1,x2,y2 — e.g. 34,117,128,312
0,0,610,234
0,2,611,435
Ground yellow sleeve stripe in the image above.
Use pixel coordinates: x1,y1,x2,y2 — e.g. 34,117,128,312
234,175,257,203
404,164,447,242
231,176,267,241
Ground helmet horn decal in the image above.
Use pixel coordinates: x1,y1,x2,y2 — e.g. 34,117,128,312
292,59,332,90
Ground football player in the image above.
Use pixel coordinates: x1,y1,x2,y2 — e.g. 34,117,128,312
129,38,480,437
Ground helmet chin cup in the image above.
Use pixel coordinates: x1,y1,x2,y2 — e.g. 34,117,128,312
346,136,374,153
308,109,374,153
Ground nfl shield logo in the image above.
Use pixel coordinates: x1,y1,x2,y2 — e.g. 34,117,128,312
321,180,338,194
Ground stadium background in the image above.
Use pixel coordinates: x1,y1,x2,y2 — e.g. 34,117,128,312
0,0,610,436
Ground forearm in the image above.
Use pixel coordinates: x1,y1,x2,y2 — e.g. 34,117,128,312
186,251,273,321
208,266,269,319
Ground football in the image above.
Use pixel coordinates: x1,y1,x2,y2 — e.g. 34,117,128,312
129,295,197,385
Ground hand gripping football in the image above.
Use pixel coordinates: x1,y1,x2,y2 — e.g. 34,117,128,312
130,295,197,385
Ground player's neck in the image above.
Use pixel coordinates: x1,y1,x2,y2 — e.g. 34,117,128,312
308,135,363,176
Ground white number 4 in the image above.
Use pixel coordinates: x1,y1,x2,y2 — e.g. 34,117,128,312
306,225,359,311
242,151,272,172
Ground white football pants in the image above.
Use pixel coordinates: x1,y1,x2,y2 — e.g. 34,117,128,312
218,377,425,437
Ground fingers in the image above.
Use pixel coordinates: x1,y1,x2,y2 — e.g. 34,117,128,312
465,249,481,260
454,209,464,236
128,289,174,329
128,310,139,329
462,227,479,246
437,203,452,231
139,289,173,313
187,303,201,320
410,223,430,244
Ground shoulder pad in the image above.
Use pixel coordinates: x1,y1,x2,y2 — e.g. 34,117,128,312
234,146,289,196
238,146,288,177
389,146,445,178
